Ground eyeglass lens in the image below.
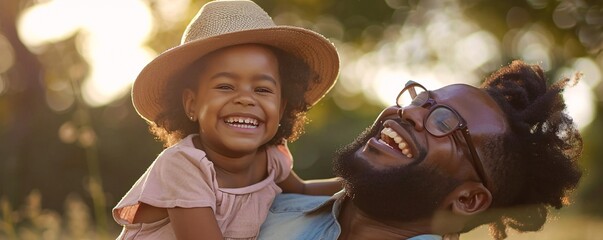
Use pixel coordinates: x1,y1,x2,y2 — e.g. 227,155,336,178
397,85,428,107
425,107,461,137
398,86,462,137
396,81,490,190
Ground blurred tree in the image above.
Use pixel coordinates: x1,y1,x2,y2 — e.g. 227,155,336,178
0,0,46,210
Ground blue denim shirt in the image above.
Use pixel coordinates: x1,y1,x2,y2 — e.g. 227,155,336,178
259,192,442,240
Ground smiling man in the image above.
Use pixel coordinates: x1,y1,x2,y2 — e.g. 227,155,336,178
258,60,583,240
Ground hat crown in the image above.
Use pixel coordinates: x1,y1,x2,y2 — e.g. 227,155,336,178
132,0,339,123
181,0,276,44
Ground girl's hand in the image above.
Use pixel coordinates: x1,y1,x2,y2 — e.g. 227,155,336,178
278,171,343,196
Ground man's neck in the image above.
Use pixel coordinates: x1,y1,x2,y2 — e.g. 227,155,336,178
337,198,434,240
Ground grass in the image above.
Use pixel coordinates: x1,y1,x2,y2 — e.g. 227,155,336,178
2,190,603,239
461,214,603,240
0,190,113,240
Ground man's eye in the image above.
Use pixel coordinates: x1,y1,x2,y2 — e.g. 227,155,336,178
411,94,428,106
435,113,458,132
436,119,453,132
421,101,434,109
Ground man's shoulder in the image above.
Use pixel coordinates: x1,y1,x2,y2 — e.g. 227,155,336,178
259,193,340,240
409,234,443,240
269,193,332,213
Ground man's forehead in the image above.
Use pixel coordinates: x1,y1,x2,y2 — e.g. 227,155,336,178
431,83,489,105
432,83,508,135
433,83,478,97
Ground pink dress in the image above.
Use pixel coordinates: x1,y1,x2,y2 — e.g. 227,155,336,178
113,134,293,239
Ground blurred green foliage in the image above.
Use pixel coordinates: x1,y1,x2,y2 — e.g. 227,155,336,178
1,0,602,238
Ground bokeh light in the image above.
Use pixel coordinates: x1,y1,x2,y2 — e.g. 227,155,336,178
15,0,600,130
338,0,499,107
17,0,190,107
5,0,603,239
559,57,602,129
0,34,13,96
333,0,599,130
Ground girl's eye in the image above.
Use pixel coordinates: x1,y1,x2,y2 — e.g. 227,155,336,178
215,84,234,90
256,87,274,94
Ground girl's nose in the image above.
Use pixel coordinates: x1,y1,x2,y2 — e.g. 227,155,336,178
234,90,256,106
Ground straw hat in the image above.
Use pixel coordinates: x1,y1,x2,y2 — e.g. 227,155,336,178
132,0,340,123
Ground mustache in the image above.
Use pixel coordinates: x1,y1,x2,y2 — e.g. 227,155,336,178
334,117,420,154
332,124,461,221
378,117,428,163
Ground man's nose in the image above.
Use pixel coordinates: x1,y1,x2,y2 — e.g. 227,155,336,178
397,105,426,131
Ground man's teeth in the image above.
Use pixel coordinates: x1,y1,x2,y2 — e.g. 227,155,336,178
225,117,259,128
380,127,413,158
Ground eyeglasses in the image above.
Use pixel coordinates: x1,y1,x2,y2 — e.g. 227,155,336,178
396,80,490,190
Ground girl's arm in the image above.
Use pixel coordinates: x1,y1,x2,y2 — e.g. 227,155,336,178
277,170,343,196
168,207,223,240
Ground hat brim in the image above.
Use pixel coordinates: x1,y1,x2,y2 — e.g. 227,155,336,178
132,26,340,122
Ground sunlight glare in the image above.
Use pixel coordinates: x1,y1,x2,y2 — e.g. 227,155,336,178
339,51,373,96
82,45,155,106
17,0,82,49
572,57,602,87
557,57,601,129
18,0,165,107
344,0,496,108
370,67,410,105
82,0,153,44
370,65,445,106
151,0,191,27
562,80,594,130
454,31,500,70
76,0,155,106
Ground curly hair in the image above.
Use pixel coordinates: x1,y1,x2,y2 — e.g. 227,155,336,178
469,60,583,239
148,44,318,147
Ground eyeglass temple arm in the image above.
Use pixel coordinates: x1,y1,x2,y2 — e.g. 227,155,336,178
461,128,491,190
404,80,420,98
409,88,417,98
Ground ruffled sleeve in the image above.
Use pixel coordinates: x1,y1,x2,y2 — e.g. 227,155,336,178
113,137,217,225
267,142,294,184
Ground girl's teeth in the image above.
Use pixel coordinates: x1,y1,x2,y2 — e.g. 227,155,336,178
398,142,407,149
226,117,259,126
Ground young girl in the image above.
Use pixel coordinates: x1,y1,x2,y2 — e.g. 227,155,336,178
113,0,341,239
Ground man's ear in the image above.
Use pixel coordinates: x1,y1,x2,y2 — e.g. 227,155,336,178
433,182,492,235
449,182,492,216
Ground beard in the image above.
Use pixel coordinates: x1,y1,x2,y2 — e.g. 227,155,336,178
333,123,461,222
